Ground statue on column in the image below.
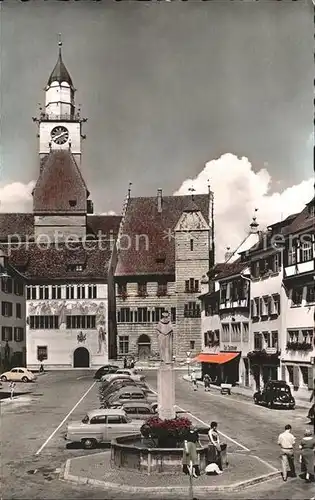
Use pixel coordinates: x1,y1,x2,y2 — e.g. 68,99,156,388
156,311,173,364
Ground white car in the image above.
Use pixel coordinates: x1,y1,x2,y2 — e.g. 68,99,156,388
65,408,144,449
0,367,35,383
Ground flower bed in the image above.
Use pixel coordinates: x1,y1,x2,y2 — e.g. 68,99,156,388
140,416,192,448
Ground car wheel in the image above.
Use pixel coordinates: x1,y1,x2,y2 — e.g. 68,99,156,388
82,438,96,450
1,375,7,382
21,376,29,383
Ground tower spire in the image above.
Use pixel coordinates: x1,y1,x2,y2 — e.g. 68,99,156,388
58,33,62,57
47,34,73,88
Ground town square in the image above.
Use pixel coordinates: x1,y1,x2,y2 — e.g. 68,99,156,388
0,1,314,499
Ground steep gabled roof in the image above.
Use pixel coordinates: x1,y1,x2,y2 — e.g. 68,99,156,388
115,194,210,276
215,259,249,280
33,151,88,213
0,213,34,241
9,242,112,281
283,197,315,236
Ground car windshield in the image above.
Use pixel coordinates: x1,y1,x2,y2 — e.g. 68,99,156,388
82,415,89,423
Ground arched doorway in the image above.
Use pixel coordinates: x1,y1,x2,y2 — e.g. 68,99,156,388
73,347,90,368
137,335,151,360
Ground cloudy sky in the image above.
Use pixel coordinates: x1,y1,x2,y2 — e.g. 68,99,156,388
0,0,313,256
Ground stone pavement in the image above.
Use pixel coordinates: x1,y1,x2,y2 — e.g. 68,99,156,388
182,375,311,409
62,450,280,498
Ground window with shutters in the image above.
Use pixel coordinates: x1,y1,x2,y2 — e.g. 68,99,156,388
137,282,147,297
260,297,269,317
288,330,299,342
1,277,12,294
262,331,270,348
271,253,281,273
300,366,309,386
302,329,313,344
254,333,263,350
1,326,13,341
184,302,200,318
286,365,294,385
157,282,168,296
271,294,280,315
220,284,227,304
221,324,230,342
14,281,24,296
14,327,24,342
231,322,241,342
306,285,315,303
291,287,303,306
1,301,13,317
251,261,260,279
271,331,278,349
242,323,249,343
300,242,312,263
287,245,297,265
16,303,22,318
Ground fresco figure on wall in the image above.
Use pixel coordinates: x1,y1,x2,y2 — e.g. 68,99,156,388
97,326,107,354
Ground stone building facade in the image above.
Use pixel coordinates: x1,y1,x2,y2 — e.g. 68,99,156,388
115,192,214,361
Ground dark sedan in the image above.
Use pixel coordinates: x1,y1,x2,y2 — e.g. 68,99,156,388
254,380,295,409
94,365,120,380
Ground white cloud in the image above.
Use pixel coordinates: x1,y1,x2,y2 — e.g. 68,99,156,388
174,153,314,261
0,181,35,213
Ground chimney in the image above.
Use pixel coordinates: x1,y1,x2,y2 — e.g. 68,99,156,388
157,189,162,213
225,246,233,261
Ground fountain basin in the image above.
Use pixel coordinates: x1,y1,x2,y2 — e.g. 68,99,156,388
110,434,208,474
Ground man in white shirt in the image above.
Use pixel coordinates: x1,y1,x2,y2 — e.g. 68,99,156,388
277,424,296,481
191,370,197,391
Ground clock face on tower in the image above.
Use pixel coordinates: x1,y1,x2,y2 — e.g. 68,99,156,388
50,126,69,145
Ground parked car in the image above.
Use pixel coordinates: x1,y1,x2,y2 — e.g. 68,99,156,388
65,408,143,449
115,369,146,383
101,379,139,398
101,373,131,384
109,386,156,403
106,387,149,406
94,365,119,380
0,367,35,383
254,380,295,409
109,401,157,419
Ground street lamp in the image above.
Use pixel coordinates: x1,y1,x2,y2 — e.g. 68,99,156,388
0,269,9,280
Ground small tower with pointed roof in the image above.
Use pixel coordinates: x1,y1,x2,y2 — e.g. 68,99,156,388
34,34,87,169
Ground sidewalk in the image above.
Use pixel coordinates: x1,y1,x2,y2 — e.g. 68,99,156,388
62,450,280,498
182,375,311,409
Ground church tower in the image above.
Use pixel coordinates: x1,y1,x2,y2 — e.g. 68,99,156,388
32,35,92,240
33,34,87,169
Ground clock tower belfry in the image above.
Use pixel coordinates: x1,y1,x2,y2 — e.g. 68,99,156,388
33,35,87,169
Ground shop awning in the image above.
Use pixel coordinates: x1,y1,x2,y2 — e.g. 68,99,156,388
193,353,239,364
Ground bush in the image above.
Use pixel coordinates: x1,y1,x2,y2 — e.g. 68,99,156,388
141,416,192,448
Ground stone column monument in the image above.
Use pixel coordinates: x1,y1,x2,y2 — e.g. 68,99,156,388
156,312,176,420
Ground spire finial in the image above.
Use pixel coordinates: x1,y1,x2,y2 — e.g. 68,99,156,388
58,33,62,56
188,186,195,201
128,182,132,199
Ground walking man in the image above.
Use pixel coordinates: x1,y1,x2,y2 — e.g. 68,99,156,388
9,381,16,400
203,373,211,392
277,424,296,481
191,369,198,391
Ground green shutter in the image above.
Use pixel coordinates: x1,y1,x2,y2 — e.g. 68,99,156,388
308,366,314,390
293,365,299,388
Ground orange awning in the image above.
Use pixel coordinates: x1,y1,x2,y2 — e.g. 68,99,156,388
193,352,239,364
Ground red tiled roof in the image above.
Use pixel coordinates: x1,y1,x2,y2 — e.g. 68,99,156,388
115,194,210,276
86,215,121,237
9,242,112,281
215,259,249,280
283,197,315,236
33,151,88,213
0,213,34,241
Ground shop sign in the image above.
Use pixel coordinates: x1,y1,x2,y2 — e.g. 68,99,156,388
223,345,238,352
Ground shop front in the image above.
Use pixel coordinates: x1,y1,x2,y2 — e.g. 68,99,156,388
194,352,241,386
